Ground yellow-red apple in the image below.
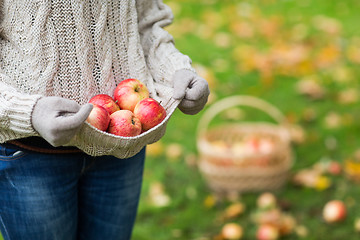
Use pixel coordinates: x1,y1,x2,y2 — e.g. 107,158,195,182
323,200,347,223
113,79,149,112
89,94,120,115
108,110,142,137
221,223,243,240
133,98,166,132
257,192,277,210
86,104,110,131
256,224,279,240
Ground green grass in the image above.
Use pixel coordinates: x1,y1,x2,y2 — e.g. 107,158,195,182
1,1,360,239
133,0,360,239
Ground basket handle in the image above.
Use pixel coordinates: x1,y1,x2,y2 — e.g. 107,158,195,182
197,95,288,138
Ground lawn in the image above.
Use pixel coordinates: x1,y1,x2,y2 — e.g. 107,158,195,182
132,0,360,239
1,0,359,240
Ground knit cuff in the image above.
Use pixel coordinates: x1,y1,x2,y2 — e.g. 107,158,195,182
7,94,43,135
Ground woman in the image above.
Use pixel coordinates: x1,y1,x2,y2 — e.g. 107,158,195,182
0,1,209,239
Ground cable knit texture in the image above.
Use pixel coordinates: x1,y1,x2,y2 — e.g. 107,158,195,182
0,0,194,158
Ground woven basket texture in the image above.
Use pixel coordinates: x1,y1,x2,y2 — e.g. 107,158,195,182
196,95,294,195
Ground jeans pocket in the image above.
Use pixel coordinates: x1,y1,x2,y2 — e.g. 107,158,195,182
0,144,27,161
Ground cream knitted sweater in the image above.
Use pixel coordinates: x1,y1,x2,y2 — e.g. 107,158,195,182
0,0,194,146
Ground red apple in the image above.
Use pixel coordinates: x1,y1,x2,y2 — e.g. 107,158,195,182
256,224,279,240
133,98,166,132
113,78,149,112
89,94,120,115
221,223,243,240
323,200,347,223
108,110,142,137
86,104,110,131
327,161,342,175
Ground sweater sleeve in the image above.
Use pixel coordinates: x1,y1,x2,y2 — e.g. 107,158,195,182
0,8,42,142
136,0,195,85
0,77,42,141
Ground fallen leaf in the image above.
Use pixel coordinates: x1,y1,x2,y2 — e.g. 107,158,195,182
324,111,342,129
313,15,342,35
146,141,164,157
165,143,184,161
214,32,232,48
296,76,325,99
230,20,255,39
295,225,309,238
293,169,319,188
315,44,341,69
224,202,246,219
204,194,217,209
314,175,332,191
337,88,359,104
355,218,360,232
148,181,171,208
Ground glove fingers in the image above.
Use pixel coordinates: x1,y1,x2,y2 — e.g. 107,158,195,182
184,79,210,101
179,104,204,115
180,96,208,109
178,96,208,115
56,98,82,112
55,103,93,130
173,78,190,100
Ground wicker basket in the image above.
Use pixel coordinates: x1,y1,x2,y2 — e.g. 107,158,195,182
197,95,294,195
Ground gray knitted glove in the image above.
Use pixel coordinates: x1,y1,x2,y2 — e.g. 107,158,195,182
32,96,93,147
172,69,210,115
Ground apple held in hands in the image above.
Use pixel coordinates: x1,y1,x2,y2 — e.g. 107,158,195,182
87,104,111,131
108,110,142,137
87,79,165,137
134,98,167,132
114,78,149,112
89,94,120,115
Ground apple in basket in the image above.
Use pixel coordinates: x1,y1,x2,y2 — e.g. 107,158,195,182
89,94,120,115
108,110,142,137
86,104,111,131
134,98,166,132
114,78,149,112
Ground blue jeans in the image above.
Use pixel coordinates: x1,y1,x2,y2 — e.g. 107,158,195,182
0,144,146,240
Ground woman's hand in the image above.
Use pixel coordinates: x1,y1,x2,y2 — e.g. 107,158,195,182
32,96,93,146
172,69,210,115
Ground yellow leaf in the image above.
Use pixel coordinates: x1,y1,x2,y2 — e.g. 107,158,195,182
165,143,183,161
315,45,341,69
344,159,360,175
146,141,164,157
314,175,331,191
229,21,254,39
224,202,246,219
313,15,342,35
204,194,216,209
